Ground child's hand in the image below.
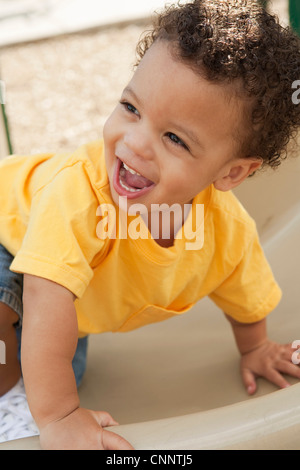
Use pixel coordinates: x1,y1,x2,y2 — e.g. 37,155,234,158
240,340,300,395
39,407,134,450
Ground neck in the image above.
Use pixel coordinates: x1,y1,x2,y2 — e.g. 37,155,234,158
141,202,192,248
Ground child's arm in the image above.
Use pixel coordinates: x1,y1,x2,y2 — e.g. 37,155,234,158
21,274,134,450
225,314,300,395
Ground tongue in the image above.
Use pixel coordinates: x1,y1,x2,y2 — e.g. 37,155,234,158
123,168,153,189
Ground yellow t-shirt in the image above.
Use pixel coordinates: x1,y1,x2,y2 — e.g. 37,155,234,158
0,141,281,337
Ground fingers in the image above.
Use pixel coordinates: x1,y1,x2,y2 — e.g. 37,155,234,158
91,410,135,450
263,368,291,389
241,368,257,395
102,429,135,450
242,366,290,394
92,410,119,427
241,341,300,394
242,359,300,394
282,343,299,362
276,359,300,381
267,344,300,388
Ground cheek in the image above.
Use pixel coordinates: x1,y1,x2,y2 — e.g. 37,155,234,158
103,106,121,142
170,164,207,199
162,162,196,191
103,114,114,144
103,122,116,177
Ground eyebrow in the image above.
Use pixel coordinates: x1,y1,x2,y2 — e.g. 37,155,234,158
122,86,204,150
171,123,203,150
122,86,141,105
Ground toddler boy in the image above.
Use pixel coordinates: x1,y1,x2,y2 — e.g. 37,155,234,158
0,0,300,449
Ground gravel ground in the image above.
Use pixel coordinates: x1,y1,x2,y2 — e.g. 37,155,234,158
0,22,148,155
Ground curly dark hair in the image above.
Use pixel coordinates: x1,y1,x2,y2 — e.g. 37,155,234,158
136,0,300,169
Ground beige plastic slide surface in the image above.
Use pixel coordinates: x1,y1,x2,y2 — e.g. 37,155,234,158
1,147,300,450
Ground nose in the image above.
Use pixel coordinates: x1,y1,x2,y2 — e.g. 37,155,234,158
123,125,154,162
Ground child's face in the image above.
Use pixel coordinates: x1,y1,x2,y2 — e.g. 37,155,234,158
103,41,254,212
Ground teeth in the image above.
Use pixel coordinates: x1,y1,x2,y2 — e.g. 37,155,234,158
119,178,142,192
123,162,142,176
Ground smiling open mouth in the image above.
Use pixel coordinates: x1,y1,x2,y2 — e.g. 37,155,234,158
113,158,155,199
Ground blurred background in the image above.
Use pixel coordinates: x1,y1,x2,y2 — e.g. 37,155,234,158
0,0,296,156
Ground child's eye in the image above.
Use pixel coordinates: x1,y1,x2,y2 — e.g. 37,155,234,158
166,132,189,150
120,101,139,116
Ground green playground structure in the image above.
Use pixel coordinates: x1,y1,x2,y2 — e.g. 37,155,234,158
259,0,300,36
0,71,12,158
1,102,13,157
289,0,300,36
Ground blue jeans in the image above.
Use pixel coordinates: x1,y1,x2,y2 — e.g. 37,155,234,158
0,243,88,386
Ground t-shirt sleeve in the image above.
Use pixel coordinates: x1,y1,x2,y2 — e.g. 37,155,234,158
10,162,105,298
209,229,282,323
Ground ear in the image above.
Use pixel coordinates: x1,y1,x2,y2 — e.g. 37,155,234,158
213,157,263,192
